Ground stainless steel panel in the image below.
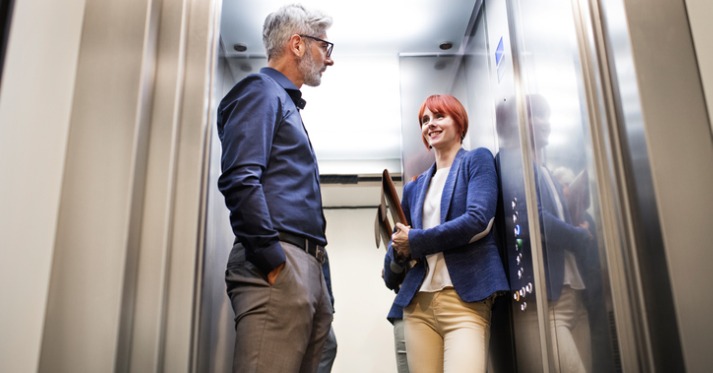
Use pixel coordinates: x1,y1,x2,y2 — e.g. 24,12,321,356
34,0,219,371
598,0,713,370
0,0,86,371
39,0,157,371
569,1,642,370
196,53,262,373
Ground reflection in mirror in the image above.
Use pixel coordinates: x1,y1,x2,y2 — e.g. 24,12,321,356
512,0,621,371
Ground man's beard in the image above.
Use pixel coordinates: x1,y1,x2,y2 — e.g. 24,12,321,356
299,47,323,87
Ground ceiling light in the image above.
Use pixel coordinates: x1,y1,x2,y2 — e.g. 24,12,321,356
439,41,453,50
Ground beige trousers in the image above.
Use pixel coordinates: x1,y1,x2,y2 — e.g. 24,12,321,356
403,288,493,373
513,286,592,373
550,286,591,373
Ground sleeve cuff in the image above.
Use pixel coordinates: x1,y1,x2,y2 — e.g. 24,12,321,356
247,241,286,275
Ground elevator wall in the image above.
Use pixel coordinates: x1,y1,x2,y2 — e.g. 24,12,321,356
686,0,713,128
0,0,86,371
1,0,220,372
603,0,713,369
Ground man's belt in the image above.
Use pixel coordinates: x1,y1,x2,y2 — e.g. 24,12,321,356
278,231,326,264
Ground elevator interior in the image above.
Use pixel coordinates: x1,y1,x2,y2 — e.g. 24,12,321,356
201,0,712,372
2,0,710,372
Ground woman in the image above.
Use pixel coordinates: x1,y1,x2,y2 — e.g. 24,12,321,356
383,94,509,373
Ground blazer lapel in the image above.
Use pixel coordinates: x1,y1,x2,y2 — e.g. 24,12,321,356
440,148,465,223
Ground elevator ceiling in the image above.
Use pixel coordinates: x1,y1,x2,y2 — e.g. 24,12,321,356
220,0,477,58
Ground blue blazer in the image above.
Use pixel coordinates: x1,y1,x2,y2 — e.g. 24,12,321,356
534,165,594,301
495,148,594,302
384,148,510,308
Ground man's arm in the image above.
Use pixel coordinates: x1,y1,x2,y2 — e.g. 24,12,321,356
217,76,286,276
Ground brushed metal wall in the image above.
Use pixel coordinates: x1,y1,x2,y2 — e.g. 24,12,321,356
2,0,220,371
600,0,713,370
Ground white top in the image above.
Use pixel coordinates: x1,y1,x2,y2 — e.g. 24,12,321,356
541,165,585,290
419,167,454,292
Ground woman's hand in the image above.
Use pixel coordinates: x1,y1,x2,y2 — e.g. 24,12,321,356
392,222,411,259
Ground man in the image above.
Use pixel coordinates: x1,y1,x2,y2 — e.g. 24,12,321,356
216,4,335,372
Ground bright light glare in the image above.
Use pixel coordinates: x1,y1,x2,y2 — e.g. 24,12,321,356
301,55,403,163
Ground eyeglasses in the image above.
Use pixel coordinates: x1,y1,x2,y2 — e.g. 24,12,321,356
300,35,334,57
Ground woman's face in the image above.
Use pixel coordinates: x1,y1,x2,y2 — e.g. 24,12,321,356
529,111,551,150
421,107,460,150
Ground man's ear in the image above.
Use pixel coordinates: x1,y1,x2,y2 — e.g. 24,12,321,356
288,34,305,57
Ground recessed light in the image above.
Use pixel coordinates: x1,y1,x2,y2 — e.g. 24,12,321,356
439,41,453,50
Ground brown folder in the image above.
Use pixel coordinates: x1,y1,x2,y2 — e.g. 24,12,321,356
374,169,407,249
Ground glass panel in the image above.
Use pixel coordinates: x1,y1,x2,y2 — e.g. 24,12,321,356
510,0,621,372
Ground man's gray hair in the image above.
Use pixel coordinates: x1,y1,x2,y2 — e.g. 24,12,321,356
263,4,333,60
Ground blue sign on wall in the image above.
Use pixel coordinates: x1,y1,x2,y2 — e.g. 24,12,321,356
495,37,504,67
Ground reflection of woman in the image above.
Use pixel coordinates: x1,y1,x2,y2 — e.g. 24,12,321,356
383,94,509,373
497,94,605,373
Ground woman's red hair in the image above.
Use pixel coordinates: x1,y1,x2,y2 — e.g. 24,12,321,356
417,94,469,149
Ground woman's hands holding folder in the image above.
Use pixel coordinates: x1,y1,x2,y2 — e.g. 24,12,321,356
392,222,411,259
